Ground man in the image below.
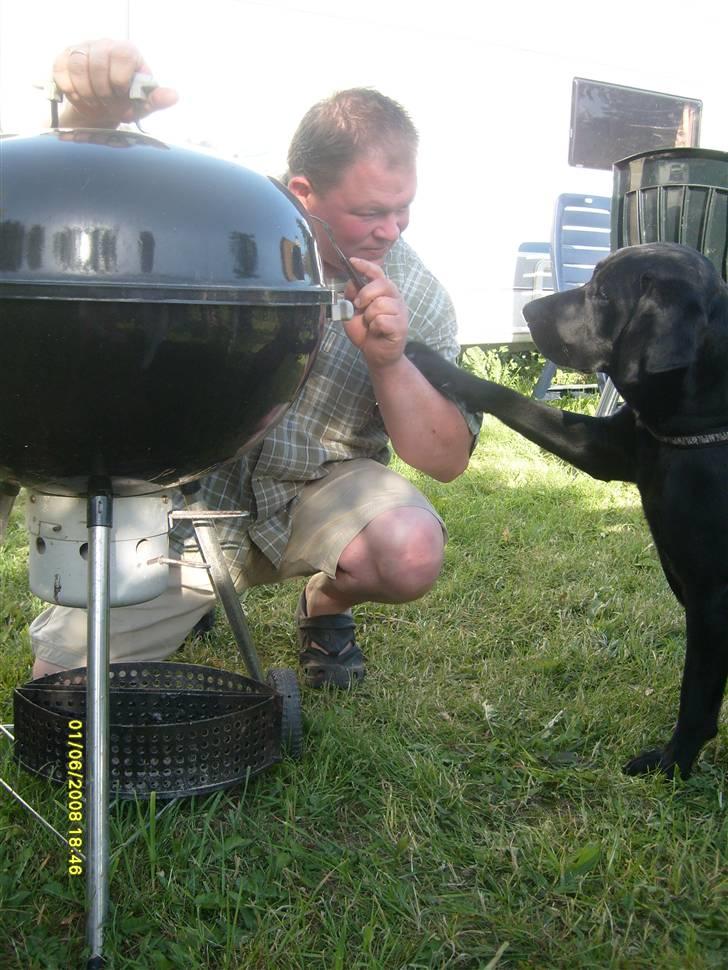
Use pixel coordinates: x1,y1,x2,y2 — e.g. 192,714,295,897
30,39,481,687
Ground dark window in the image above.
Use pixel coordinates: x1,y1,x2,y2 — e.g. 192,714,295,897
569,77,702,170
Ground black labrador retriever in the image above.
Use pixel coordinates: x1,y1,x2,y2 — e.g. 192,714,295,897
406,242,728,778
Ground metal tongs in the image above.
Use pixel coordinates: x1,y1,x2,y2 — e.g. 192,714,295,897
267,177,369,301
306,214,369,291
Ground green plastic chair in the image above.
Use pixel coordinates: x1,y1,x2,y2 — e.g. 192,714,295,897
597,147,728,415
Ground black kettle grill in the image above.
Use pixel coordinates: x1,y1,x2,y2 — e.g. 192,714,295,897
0,128,330,495
0,129,340,967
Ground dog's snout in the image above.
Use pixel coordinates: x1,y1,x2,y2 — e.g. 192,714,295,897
522,293,548,327
522,286,607,373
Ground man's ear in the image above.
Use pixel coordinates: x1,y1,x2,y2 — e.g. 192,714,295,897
616,275,702,384
287,175,315,208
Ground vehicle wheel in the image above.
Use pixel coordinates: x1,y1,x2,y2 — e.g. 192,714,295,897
266,667,304,760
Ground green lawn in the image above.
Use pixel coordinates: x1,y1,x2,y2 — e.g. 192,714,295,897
1,413,727,969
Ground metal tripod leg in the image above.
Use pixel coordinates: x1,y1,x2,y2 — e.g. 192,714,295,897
85,482,112,969
533,360,558,399
595,377,622,417
180,484,264,683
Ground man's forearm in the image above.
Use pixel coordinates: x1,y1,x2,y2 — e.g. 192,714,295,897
369,355,473,481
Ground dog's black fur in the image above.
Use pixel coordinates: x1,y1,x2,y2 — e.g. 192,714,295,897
407,243,728,778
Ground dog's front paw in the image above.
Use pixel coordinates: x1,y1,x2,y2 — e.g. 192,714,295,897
623,747,683,779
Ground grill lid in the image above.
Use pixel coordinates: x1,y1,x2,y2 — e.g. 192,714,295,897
0,129,330,305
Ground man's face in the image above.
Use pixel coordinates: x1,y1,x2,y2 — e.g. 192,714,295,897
289,151,417,277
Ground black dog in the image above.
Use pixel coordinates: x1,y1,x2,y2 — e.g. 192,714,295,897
407,242,728,778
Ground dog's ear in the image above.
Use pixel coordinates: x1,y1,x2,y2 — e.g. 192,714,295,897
615,274,702,384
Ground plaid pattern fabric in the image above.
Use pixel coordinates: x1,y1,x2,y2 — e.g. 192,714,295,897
175,237,481,569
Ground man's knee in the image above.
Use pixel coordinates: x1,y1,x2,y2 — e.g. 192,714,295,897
389,513,444,598
349,506,445,601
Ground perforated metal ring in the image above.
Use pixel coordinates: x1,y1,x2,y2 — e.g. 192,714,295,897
13,662,282,799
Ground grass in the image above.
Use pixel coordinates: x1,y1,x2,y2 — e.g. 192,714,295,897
1,394,727,968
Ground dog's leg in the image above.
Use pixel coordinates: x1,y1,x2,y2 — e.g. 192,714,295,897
624,592,728,778
406,342,637,482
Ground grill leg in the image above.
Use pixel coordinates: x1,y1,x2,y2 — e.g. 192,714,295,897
181,483,264,683
86,482,112,968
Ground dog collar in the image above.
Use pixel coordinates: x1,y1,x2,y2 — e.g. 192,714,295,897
636,415,728,448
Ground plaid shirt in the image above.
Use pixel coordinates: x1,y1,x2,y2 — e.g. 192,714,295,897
176,237,481,568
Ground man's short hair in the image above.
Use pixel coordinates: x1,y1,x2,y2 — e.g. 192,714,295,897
286,88,418,193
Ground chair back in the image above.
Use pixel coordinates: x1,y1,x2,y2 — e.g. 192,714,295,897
551,193,612,291
513,241,553,341
612,147,728,280
532,197,610,400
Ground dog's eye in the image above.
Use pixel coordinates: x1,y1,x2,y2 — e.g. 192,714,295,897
593,285,610,303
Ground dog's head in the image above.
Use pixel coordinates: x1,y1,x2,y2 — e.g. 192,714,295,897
523,243,727,391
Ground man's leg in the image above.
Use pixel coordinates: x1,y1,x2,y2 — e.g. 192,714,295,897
30,561,216,678
305,505,444,614
279,459,447,686
296,507,443,687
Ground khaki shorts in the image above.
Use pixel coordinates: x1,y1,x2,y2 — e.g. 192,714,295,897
31,459,445,667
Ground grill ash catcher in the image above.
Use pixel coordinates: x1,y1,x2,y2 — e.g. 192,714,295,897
0,128,355,967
